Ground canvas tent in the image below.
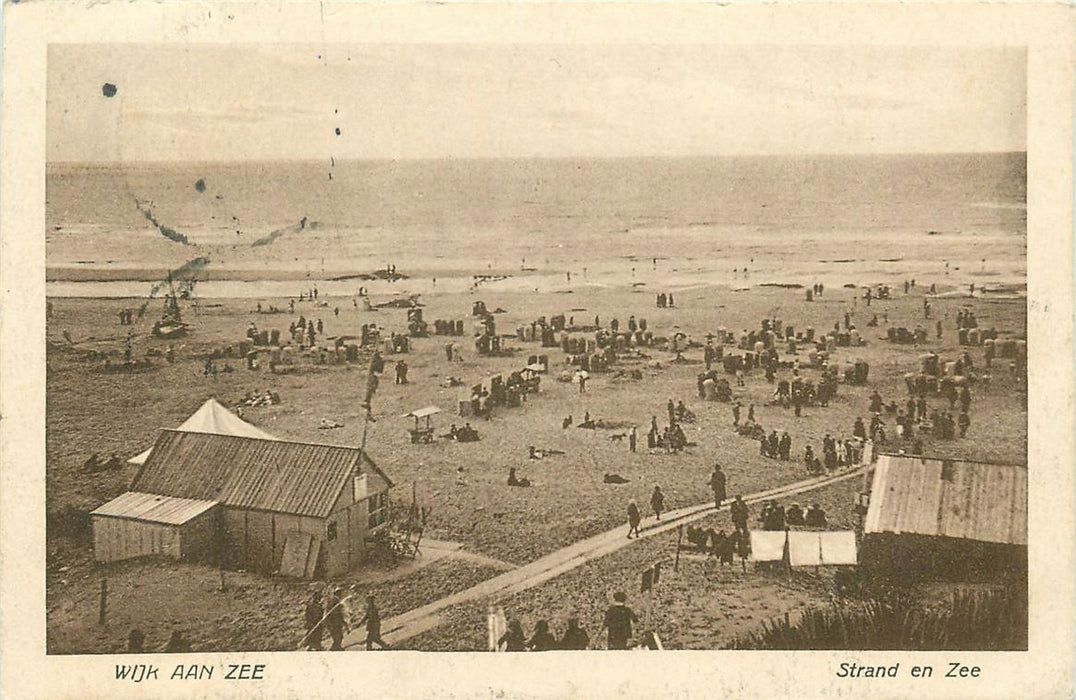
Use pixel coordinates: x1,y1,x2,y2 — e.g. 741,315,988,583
128,398,278,465
750,531,858,566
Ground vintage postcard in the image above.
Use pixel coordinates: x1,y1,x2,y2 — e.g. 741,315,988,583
1,2,1073,698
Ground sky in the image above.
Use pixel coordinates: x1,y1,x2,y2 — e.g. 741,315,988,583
47,44,1027,162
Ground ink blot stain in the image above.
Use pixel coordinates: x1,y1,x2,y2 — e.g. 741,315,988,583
194,179,206,193
335,128,342,136
102,83,118,98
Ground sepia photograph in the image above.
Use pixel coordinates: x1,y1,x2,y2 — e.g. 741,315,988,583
41,40,1032,658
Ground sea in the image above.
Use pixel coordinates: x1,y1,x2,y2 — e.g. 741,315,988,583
45,153,1026,298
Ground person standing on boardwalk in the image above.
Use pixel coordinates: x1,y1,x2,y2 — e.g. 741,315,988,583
650,485,665,521
602,592,639,650
626,499,641,539
731,495,749,534
709,465,727,508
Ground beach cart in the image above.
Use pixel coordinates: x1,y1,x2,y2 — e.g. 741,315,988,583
402,405,441,444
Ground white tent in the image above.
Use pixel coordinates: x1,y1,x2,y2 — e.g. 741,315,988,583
127,398,279,465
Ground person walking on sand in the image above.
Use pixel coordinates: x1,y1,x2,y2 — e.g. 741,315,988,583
709,465,727,508
324,587,349,651
304,589,325,650
650,485,665,521
629,425,637,453
627,499,641,539
958,410,971,438
732,401,741,427
602,592,639,650
356,594,390,650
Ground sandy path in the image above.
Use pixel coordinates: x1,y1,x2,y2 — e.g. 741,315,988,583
344,465,865,649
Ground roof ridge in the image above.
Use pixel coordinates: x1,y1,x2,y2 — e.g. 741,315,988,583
876,452,1027,469
158,427,371,454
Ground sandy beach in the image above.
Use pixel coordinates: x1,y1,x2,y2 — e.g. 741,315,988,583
46,275,1026,652
41,150,1028,653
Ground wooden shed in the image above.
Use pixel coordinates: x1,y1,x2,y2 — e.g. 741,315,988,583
91,491,220,563
860,453,1027,581
114,430,394,577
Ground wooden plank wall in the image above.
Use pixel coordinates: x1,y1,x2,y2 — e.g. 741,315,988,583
92,517,180,563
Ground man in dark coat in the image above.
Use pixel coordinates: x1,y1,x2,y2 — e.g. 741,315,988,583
602,592,639,650
650,486,665,520
958,410,971,438
559,618,590,650
304,590,325,650
730,495,749,534
709,465,727,507
324,587,348,651
356,594,389,650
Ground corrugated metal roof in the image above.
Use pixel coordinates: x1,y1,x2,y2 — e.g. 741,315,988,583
864,454,1027,546
131,430,391,519
91,491,219,525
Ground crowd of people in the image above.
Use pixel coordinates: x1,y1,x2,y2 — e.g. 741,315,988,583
496,591,655,650
124,628,192,653
442,423,480,443
759,500,828,530
683,525,751,570
302,587,389,651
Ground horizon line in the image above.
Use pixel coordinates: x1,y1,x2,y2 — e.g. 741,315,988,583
47,150,1028,168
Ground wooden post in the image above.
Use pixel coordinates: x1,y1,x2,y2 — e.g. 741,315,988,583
674,525,683,572
98,579,108,625
645,586,654,632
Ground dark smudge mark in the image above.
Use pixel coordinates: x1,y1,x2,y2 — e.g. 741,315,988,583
335,127,341,136
136,257,211,318
135,199,193,246
102,83,118,98
194,179,206,193
250,219,309,247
